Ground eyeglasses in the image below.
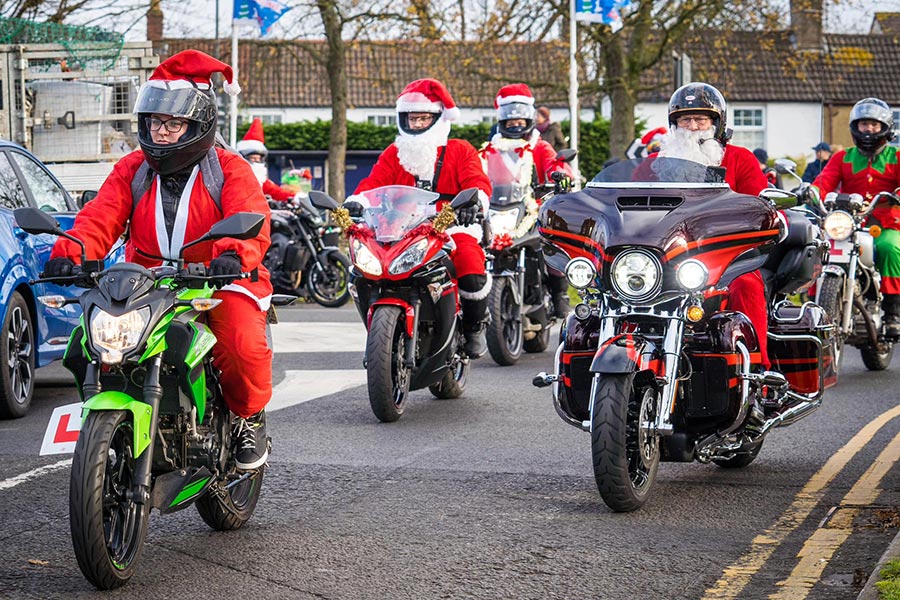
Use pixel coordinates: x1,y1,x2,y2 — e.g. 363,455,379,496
147,116,188,133
407,115,436,125
676,115,712,126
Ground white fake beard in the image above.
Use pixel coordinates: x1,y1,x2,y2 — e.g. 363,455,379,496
250,162,268,185
395,118,452,180
658,127,725,166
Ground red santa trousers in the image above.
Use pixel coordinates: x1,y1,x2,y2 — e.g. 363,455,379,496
728,270,770,370
206,291,273,418
450,232,487,278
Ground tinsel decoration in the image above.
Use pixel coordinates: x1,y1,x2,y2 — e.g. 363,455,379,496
432,204,456,233
332,207,353,233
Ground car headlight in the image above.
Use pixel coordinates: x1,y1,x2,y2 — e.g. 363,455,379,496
489,208,520,236
611,250,661,302
676,259,708,291
389,239,430,275
90,307,150,364
824,211,854,241
351,238,382,276
565,257,597,289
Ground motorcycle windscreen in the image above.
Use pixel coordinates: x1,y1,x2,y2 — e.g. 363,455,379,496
356,185,439,242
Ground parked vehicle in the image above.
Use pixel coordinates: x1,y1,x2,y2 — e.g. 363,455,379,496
533,156,837,512
310,186,479,422
775,158,894,373
0,140,94,418
264,193,351,307
15,207,290,589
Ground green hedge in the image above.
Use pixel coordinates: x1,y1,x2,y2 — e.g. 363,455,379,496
238,118,611,178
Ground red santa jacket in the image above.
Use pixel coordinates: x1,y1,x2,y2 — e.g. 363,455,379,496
720,144,769,196
479,134,572,185
813,146,900,230
51,148,273,308
263,178,295,202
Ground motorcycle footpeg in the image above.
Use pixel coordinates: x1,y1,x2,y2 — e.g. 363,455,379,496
743,370,788,388
532,372,558,388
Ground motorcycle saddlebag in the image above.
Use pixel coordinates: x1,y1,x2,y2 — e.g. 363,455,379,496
767,303,837,394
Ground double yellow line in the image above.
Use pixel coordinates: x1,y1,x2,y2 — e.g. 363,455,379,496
702,404,900,600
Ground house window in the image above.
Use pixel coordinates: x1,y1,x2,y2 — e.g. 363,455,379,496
250,114,282,125
731,108,764,150
368,115,396,126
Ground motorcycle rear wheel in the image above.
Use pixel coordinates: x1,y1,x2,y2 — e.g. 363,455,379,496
196,469,265,531
307,252,352,307
590,374,659,512
69,410,149,590
367,305,411,422
523,323,551,353
861,341,893,371
429,352,468,399
486,277,523,365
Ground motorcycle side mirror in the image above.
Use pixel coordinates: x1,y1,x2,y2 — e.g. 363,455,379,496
759,188,799,209
309,190,339,211
14,206,63,235
774,158,797,175
450,188,479,210
181,212,265,255
556,149,577,163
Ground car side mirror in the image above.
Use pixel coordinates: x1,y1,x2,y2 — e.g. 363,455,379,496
79,190,98,208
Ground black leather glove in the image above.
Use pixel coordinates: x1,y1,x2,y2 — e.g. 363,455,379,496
550,171,572,191
44,257,75,278
456,204,480,227
343,200,364,218
209,252,242,286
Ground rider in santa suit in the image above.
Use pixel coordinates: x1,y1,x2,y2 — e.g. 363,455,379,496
236,117,297,202
479,83,573,318
45,50,273,471
345,78,493,357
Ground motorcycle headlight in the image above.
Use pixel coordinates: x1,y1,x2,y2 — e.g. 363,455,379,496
565,257,597,289
824,211,854,241
90,307,150,364
350,238,382,276
489,208,520,236
389,239,430,275
611,250,661,302
676,259,708,291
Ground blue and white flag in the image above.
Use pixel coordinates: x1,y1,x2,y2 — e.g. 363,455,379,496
575,0,629,32
233,0,292,36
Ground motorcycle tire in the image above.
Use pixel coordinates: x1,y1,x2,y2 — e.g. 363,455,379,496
713,439,764,469
367,305,411,422
196,469,265,531
486,277,523,365
861,342,893,371
429,352,468,399
816,275,845,371
307,251,352,308
590,374,660,512
523,323,551,354
70,410,149,590
0,292,34,419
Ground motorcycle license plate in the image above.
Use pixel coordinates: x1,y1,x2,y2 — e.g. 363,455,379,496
828,238,852,264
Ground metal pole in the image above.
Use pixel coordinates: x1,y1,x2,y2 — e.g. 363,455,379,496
568,0,581,185
230,22,238,147
215,0,220,40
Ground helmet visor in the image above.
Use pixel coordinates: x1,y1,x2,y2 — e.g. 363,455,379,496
850,100,892,127
498,102,535,121
133,83,212,120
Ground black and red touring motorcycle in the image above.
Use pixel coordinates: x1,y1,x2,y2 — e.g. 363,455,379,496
533,156,838,512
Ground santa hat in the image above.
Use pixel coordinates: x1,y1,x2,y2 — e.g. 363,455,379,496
236,118,267,155
494,83,534,109
149,49,241,97
641,126,668,145
396,78,460,122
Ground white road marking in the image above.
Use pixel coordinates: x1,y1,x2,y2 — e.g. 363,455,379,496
267,369,367,412
271,322,366,354
0,459,71,491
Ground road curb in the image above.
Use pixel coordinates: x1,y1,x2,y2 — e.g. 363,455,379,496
859,528,900,599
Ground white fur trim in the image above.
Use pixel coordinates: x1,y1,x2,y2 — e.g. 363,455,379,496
223,80,242,96
397,98,442,113
496,94,534,107
459,272,492,301
236,139,267,154
219,285,272,311
442,106,460,122
447,223,483,240
146,79,211,90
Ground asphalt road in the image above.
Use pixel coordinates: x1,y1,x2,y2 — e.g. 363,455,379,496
2,302,900,599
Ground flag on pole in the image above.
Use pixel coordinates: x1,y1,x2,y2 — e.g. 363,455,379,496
575,0,629,32
233,0,292,36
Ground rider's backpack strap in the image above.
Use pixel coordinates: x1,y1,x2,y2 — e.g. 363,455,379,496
130,147,224,218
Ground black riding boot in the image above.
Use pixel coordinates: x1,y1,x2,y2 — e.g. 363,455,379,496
548,273,570,319
884,294,900,338
459,274,490,358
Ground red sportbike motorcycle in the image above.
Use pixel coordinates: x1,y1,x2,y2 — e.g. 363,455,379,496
533,157,838,512
311,186,479,422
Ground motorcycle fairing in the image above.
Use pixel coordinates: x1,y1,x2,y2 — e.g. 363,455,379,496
150,467,213,513
351,228,449,282
81,391,153,457
589,334,662,375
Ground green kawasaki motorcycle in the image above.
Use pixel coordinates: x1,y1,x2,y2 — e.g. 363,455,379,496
15,208,283,590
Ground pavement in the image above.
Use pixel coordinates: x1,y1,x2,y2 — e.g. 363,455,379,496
859,529,900,599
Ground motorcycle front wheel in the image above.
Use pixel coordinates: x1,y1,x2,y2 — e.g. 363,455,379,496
590,374,660,512
486,276,523,365
307,252,352,307
69,410,149,590
367,305,411,422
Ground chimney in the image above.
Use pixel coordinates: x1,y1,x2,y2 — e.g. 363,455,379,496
790,0,824,52
146,0,163,43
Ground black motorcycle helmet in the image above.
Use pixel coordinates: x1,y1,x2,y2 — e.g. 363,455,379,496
497,101,536,139
134,82,218,176
668,82,731,144
850,97,895,154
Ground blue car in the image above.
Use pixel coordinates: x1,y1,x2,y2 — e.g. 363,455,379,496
0,141,92,418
